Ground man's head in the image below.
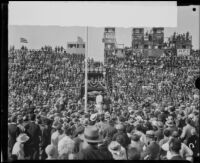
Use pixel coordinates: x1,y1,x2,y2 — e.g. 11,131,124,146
29,114,36,121
169,138,182,154
127,147,140,160
191,128,197,136
146,130,155,144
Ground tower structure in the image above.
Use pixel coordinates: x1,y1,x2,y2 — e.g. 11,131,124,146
152,27,164,49
102,27,117,65
132,28,144,51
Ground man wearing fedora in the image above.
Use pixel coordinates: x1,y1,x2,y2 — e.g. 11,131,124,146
24,114,42,159
39,118,52,160
77,126,113,160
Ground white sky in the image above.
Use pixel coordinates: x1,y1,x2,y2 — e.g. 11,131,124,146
8,2,199,61
9,1,177,27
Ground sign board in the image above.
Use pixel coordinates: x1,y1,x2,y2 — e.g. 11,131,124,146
177,49,190,56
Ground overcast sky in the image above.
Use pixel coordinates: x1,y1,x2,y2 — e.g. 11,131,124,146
9,2,199,61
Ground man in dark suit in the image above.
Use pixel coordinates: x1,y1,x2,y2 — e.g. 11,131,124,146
78,126,113,160
24,113,42,159
39,117,52,160
8,115,20,159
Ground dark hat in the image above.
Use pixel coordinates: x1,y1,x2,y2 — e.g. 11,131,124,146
144,142,160,159
11,115,17,122
84,126,103,143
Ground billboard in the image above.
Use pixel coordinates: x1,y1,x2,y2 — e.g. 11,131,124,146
177,49,190,56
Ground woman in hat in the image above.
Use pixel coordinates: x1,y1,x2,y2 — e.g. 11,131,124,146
12,133,29,160
108,141,127,160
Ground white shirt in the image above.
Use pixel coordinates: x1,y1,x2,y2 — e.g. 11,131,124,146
51,131,65,154
12,142,25,160
96,95,103,104
57,135,74,156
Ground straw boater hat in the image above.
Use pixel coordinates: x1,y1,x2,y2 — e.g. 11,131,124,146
16,133,29,143
83,126,103,143
108,141,124,155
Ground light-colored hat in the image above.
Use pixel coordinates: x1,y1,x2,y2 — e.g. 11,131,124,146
108,141,122,153
105,112,110,119
45,144,56,156
116,124,125,131
16,133,29,143
84,126,103,143
90,113,97,122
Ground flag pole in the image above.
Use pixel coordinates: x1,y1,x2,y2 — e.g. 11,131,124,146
84,26,88,113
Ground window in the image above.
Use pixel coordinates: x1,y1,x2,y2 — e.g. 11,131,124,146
135,29,140,33
182,45,186,49
144,45,148,49
134,44,138,49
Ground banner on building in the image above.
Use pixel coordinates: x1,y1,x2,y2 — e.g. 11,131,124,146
177,49,190,56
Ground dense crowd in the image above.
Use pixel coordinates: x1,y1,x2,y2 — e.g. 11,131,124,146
8,47,199,160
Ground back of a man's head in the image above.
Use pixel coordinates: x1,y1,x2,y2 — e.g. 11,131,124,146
169,138,182,154
29,114,36,121
163,129,171,138
127,147,140,160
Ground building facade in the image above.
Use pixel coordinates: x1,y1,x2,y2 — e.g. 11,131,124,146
132,27,165,57
66,37,85,55
168,32,192,56
102,27,117,65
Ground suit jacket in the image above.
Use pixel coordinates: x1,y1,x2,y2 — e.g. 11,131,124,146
103,124,117,139
8,123,20,150
170,155,184,160
112,132,131,149
40,124,51,149
78,144,113,160
25,121,41,147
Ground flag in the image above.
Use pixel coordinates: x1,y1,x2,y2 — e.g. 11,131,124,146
77,36,84,43
20,38,28,43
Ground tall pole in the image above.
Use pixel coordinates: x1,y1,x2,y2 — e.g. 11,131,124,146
84,27,88,113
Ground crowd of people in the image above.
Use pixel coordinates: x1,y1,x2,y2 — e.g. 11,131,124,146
8,47,199,160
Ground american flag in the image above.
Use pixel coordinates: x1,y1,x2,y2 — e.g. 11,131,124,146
20,38,28,43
